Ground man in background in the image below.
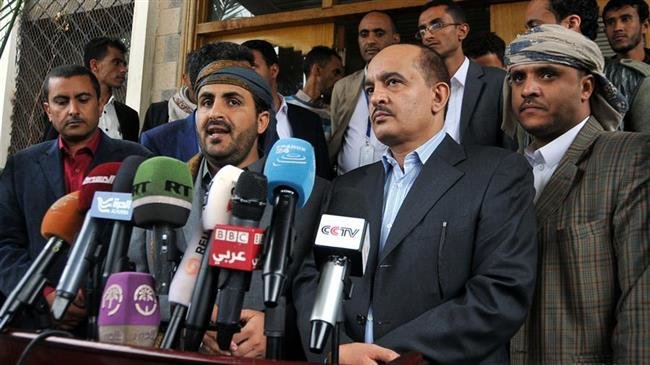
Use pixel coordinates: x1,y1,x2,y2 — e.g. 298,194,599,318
329,11,400,175
286,45,344,140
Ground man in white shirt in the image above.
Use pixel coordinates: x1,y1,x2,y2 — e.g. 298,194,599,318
242,40,332,179
84,37,140,141
418,0,513,149
286,46,344,140
329,11,401,175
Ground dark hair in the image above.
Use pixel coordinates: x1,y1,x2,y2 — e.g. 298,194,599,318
241,39,279,66
463,31,506,64
83,37,128,68
412,44,450,86
43,64,101,100
187,42,254,88
421,0,467,23
547,0,599,40
303,46,341,78
603,0,649,23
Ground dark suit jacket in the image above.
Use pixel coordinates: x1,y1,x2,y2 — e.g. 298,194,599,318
140,112,198,162
141,100,169,133
460,60,514,149
0,132,151,318
115,101,140,142
510,117,650,365
294,136,538,364
287,103,331,179
43,100,140,142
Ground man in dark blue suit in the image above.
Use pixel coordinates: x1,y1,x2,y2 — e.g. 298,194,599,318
294,44,537,364
0,65,150,330
139,42,255,162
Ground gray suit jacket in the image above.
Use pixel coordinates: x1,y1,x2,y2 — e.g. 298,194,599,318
294,135,538,364
328,70,365,164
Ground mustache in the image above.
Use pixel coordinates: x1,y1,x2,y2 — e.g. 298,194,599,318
371,105,393,121
205,118,233,133
65,116,85,124
519,97,546,111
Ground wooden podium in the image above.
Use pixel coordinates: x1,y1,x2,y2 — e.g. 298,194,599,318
0,331,423,365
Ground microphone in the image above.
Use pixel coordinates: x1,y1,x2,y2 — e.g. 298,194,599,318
98,272,160,347
166,165,242,350
0,192,84,331
131,156,193,321
101,156,148,290
262,138,315,307
309,188,369,353
210,171,267,351
52,162,122,321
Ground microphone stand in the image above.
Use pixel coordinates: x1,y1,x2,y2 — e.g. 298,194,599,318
264,295,286,360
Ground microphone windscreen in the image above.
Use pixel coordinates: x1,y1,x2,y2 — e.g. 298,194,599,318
40,191,84,243
131,156,193,228
78,162,122,211
326,187,368,219
202,165,242,230
232,171,267,221
263,138,315,208
112,155,148,193
98,272,160,347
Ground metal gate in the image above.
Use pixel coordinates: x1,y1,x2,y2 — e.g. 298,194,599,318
9,0,134,155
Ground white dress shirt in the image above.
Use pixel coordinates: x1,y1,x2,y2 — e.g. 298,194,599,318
337,87,387,174
444,57,470,143
98,95,122,139
275,95,292,139
524,117,589,202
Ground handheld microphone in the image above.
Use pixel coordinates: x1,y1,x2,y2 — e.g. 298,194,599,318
210,171,267,350
0,192,84,331
262,138,315,307
166,165,242,350
131,156,193,321
98,272,160,347
52,162,121,321
101,156,148,289
309,188,369,353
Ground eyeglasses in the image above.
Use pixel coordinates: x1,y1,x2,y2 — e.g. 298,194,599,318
415,22,461,39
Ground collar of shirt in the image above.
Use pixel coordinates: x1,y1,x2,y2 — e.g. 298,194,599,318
58,128,102,156
524,116,589,169
105,95,115,106
451,57,470,88
275,94,293,139
381,129,446,175
294,89,313,103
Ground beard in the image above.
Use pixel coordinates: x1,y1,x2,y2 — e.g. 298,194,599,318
201,122,259,170
611,31,644,53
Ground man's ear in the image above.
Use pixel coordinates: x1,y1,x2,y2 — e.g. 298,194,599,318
458,23,470,41
89,58,99,73
580,74,595,102
43,102,51,122
431,81,450,114
270,63,280,81
561,14,582,33
257,110,270,134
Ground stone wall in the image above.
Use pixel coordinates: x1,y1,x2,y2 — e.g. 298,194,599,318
150,0,184,104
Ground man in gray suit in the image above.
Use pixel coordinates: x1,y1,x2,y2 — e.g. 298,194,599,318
294,44,537,364
418,0,513,149
329,11,400,175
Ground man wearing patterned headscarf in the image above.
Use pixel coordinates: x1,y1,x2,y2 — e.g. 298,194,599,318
504,24,650,365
